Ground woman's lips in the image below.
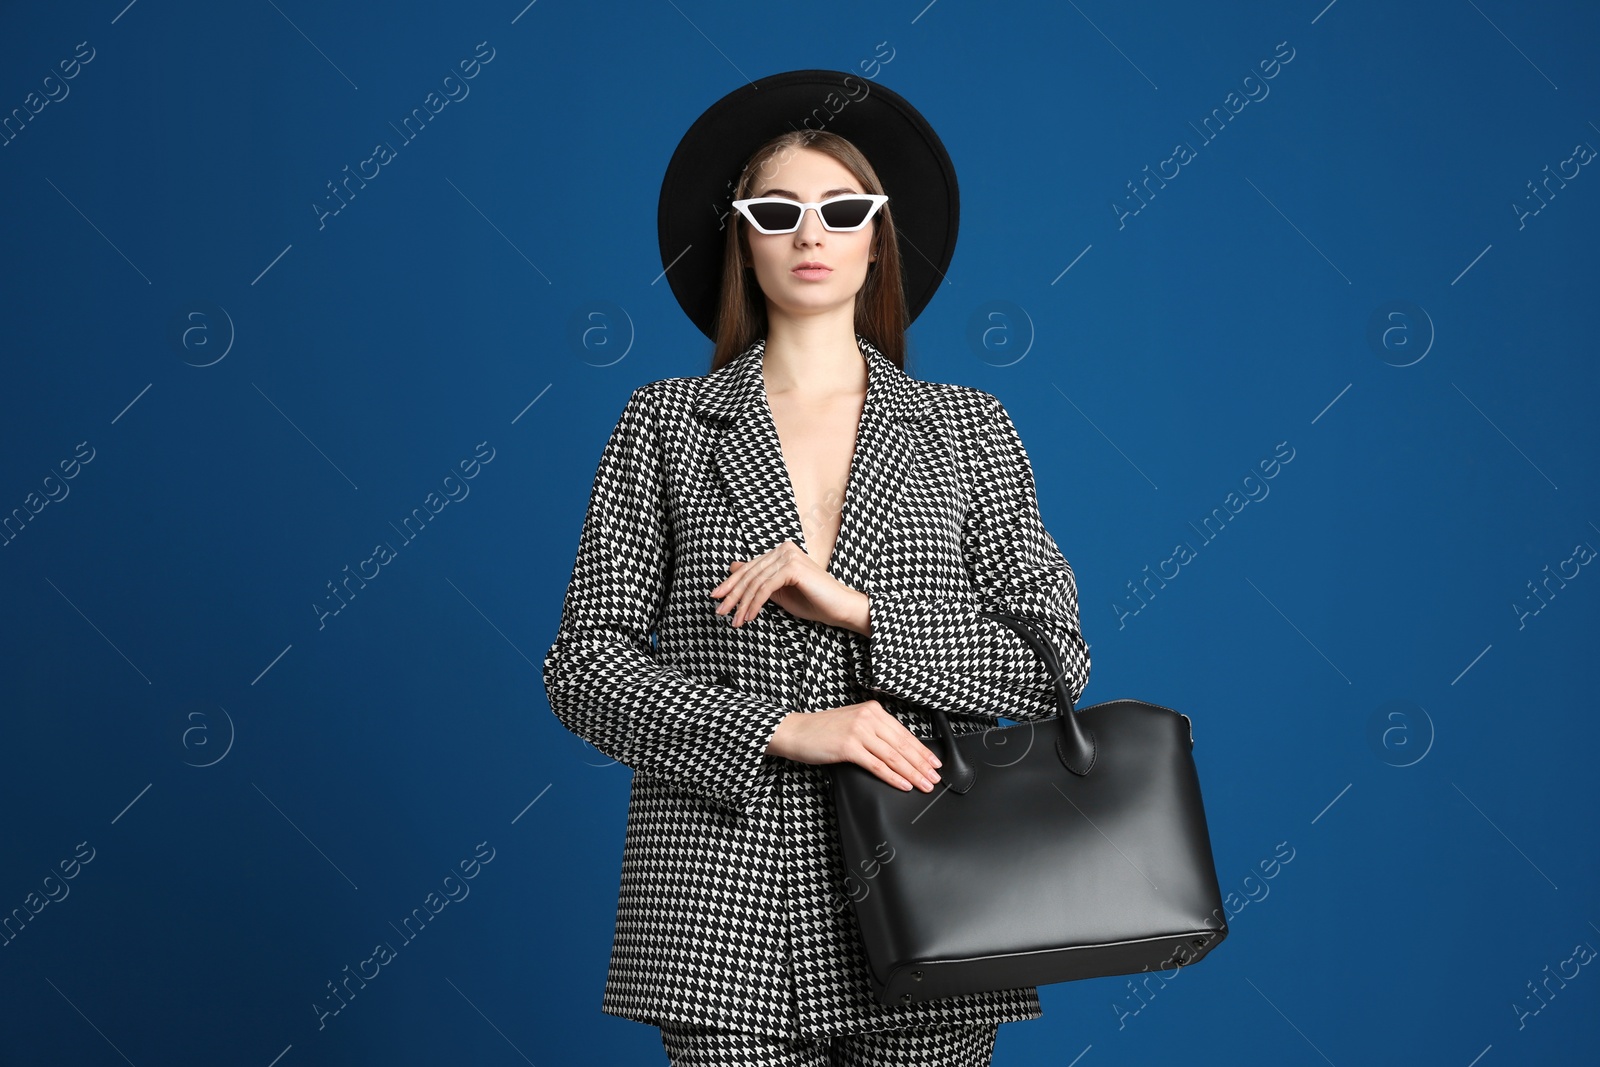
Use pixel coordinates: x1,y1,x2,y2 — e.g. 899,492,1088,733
792,267,832,280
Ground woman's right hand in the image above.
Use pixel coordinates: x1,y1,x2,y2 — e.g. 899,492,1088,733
764,700,943,792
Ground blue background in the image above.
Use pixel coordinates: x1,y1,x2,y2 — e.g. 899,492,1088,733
3,1,1596,1063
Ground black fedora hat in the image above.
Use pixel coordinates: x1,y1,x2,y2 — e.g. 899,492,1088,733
657,69,960,342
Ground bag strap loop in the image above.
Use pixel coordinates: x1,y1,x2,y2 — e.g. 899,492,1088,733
922,610,1095,793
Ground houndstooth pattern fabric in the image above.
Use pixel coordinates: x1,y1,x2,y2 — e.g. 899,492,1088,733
659,1020,999,1066
542,334,1090,1040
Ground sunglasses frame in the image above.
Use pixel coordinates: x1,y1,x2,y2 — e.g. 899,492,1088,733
730,193,889,235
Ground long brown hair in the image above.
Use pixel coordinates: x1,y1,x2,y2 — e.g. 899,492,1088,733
709,130,907,372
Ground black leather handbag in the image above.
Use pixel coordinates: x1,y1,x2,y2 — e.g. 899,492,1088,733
827,610,1228,1007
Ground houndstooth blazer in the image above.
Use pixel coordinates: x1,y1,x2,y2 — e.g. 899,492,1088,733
542,333,1091,1040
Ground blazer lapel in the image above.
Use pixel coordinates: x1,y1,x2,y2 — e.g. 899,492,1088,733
697,337,804,569
694,334,920,608
828,337,917,595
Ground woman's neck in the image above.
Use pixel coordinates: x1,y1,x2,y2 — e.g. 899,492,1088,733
761,313,867,399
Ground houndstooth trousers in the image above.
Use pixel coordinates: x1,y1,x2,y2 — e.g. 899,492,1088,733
659,1020,999,1066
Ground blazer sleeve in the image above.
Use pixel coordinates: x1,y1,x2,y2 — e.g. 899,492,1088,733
847,391,1090,723
542,384,792,818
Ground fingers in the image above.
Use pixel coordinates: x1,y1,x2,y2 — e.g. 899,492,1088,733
714,560,769,626
858,710,943,793
711,543,799,626
787,701,944,792
861,750,938,792
709,563,754,624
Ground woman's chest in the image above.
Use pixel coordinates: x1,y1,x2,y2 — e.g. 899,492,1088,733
661,410,970,601
766,392,865,571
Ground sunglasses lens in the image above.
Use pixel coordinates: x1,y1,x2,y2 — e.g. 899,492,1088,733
743,202,803,232
819,197,877,229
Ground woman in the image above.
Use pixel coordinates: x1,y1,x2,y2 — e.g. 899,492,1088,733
543,71,1090,1067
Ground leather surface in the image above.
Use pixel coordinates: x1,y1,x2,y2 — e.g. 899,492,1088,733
830,692,1227,1006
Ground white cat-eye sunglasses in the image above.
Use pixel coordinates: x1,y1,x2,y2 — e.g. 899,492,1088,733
730,194,889,234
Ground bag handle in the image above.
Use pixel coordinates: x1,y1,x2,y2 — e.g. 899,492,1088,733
923,610,1095,794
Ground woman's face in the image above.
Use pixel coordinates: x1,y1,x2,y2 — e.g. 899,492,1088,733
741,147,876,325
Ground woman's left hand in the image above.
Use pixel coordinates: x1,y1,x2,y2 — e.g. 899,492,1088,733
710,540,867,633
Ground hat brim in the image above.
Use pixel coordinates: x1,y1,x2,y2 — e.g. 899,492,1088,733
658,69,959,343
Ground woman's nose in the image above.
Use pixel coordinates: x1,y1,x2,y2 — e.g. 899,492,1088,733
795,206,827,238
